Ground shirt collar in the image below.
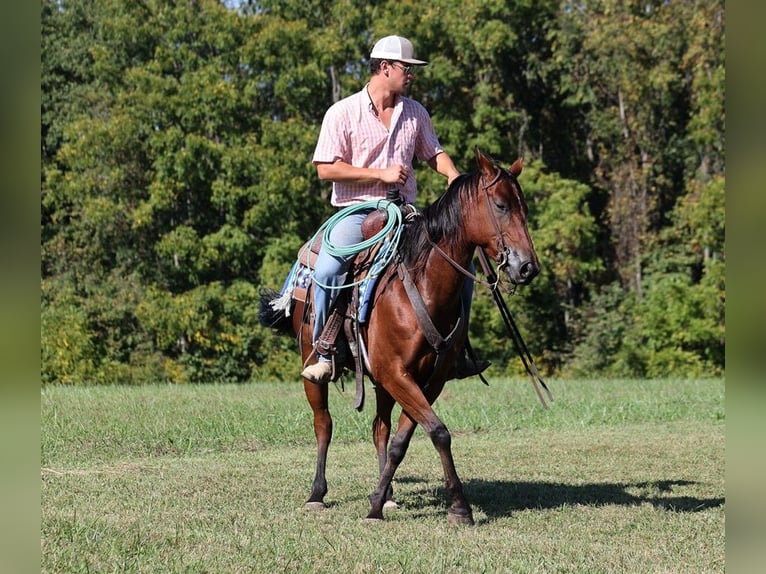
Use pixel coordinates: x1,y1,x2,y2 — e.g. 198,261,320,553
364,83,401,117
364,84,377,116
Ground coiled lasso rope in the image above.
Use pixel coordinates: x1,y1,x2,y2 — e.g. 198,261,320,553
271,199,410,317
307,198,405,290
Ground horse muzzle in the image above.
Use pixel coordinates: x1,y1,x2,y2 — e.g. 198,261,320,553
500,250,540,285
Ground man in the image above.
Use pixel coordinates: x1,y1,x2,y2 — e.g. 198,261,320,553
302,35,488,384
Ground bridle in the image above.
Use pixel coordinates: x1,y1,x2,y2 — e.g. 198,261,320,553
425,166,519,291
479,167,519,280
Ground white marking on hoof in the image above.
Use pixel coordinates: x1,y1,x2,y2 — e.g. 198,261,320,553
364,516,383,523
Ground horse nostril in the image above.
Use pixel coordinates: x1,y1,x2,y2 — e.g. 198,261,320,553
519,261,537,280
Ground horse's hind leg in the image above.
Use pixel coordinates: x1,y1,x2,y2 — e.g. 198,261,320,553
372,386,396,508
304,380,332,509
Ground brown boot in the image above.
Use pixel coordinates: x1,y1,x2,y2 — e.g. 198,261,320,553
301,360,332,384
455,352,490,379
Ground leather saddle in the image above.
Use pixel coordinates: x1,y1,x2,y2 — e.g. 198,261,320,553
291,206,392,308
295,206,399,410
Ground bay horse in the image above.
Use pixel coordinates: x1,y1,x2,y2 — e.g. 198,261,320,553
259,148,540,525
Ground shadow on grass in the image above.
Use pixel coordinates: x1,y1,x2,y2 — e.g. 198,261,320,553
466,478,724,519
392,476,724,522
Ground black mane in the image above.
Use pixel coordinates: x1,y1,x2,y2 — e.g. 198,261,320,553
398,172,479,278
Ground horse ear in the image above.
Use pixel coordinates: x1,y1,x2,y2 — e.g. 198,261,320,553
510,157,523,176
474,147,495,173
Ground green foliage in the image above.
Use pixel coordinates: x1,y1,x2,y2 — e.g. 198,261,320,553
41,282,98,385
568,252,724,378
566,282,638,378
135,280,265,383
41,272,163,386
636,270,723,378
41,0,724,384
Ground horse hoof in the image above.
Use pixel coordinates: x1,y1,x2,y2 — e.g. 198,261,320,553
365,510,385,521
447,510,475,526
383,500,398,510
304,501,326,511
364,516,384,523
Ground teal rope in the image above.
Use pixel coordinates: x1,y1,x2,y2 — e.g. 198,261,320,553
304,199,404,290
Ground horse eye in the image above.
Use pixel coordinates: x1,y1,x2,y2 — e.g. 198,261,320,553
494,201,508,213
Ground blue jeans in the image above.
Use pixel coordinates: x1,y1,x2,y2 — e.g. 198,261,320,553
311,210,476,354
311,210,371,347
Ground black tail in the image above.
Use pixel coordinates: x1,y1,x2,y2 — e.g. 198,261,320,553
258,288,295,334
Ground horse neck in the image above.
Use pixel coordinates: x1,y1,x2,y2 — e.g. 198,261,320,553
402,186,477,303
418,238,474,306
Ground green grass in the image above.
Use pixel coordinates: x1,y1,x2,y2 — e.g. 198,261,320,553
41,378,724,573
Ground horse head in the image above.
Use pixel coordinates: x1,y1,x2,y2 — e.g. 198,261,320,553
470,148,540,285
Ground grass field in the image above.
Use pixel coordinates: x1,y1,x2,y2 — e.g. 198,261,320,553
41,378,724,573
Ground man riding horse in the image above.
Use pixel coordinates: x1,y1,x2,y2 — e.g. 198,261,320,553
303,34,489,385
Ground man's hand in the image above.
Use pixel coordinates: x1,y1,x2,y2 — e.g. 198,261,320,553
316,161,410,186
379,165,409,186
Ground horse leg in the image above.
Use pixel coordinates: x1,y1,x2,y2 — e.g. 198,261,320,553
430,418,474,525
367,411,419,521
370,376,475,525
372,386,396,508
422,380,474,525
303,379,332,509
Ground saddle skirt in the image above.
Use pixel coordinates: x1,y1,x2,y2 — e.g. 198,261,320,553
269,205,412,411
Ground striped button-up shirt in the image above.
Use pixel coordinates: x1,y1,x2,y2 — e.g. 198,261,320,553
312,85,445,206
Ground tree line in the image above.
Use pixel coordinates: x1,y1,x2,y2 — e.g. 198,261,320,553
41,0,725,384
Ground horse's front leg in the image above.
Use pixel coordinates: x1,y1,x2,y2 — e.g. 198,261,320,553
429,417,474,525
372,386,397,508
373,376,475,525
421,379,474,525
304,379,332,509
367,410,418,521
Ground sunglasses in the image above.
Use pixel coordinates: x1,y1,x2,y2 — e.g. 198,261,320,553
390,62,414,75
